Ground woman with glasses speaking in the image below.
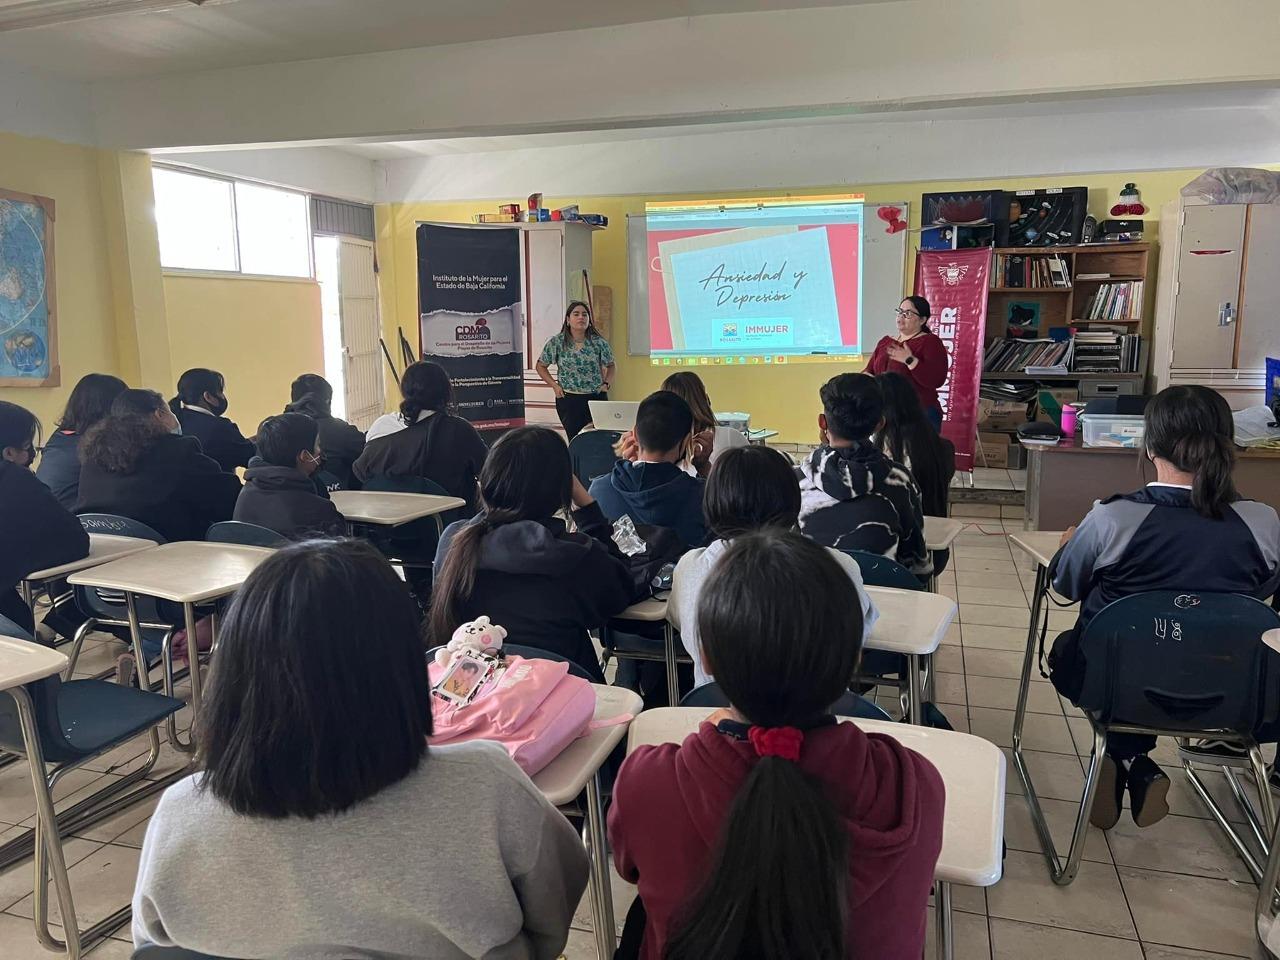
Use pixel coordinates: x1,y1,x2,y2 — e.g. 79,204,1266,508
867,296,949,431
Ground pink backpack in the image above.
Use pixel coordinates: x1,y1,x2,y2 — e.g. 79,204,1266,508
427,656,597,775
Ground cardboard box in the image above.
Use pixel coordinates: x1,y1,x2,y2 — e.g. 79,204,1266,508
1035,388,1079,424
977,432,1026,469
978,398,1030,432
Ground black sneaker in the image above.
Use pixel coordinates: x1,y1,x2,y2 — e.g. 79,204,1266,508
1089,755,1127,830
1128,755,1171,828
1181,739,1249,762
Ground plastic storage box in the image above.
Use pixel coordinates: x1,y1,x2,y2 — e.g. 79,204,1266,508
1080,412,1146,448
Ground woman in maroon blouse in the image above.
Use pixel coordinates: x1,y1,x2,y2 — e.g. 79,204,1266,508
867,296,949,431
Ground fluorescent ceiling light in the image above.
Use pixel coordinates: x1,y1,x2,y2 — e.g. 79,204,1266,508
0,0,236,32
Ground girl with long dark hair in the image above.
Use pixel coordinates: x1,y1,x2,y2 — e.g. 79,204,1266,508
78,389,241,542
534,300,616,440
1050,384,1280,832
430,426,633,675
36,372,128,508
867,296,949,431
133,540,587,958
609,530,944,960
170,367,256,472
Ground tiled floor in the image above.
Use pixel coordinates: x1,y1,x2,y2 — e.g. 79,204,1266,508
0,512,1272,958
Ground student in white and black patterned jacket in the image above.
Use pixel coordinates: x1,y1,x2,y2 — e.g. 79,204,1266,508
796,373,932,581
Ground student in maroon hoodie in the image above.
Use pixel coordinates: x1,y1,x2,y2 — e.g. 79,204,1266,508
608,530,945,960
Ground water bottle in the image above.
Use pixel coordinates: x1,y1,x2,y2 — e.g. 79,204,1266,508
1060,404,1077,436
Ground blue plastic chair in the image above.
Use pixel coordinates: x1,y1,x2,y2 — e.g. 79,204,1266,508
133,946,229,960
0,623,183,956
1022,590,1280,887
569,429,622,487
426,643,597,682
206,521,287,548
679,681,892,721
843,549,926,591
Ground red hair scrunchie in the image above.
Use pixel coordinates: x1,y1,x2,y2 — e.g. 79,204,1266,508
747,725,804,762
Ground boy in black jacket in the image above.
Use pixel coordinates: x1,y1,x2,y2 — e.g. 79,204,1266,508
234,413,346,539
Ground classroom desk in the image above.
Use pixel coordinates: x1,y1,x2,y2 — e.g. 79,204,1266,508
19,534,157,641
627,708,1005,960
532,684,642,960
745,428,779,444
610,594,680,706
924,516,964,552
1025,441,1280,531
329,490,466,536
69,542,273,750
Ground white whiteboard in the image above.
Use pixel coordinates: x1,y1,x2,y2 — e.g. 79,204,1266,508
626,201,909,356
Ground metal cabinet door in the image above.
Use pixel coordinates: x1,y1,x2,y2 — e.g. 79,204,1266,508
1170,204,1246,370
1238,203,1280,371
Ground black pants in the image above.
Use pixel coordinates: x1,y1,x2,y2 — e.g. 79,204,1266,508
556,391,607,441
1,587,34,636
1048,628,1155,761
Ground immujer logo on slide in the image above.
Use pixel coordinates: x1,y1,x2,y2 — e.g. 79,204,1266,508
455,317,493,342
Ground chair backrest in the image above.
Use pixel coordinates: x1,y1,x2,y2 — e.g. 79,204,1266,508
842,550,924,591
74,515,168,625
679,681,892,721
78,513,165,542
0,614,34,641
425,643,596,682
1077,590,1280,733
362,474,449,496
569,429,622,486
206,521,287,548
132,945,229,960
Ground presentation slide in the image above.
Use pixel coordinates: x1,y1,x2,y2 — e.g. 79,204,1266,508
646,196,863,366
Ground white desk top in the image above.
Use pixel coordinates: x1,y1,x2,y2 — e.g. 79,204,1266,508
628,707,1005,887
1265,629,1280,656
68,541,274,604
1009,531,1065,569
330,490,466,526
24,534,157,583
614,595,670,623
924,516,965,551
532,684,643,806
864,587,957,656
0,636,69,690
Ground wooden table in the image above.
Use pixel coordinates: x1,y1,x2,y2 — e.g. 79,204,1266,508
69,542,274,750
19,534,157,643
532,684,642,960
627,708,1005,960
329,490,466,536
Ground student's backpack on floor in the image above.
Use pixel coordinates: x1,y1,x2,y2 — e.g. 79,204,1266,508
427,655,599,775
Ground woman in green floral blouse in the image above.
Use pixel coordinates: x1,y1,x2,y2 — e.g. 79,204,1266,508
535,300,616,440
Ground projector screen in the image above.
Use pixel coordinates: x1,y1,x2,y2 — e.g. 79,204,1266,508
646,195,864,366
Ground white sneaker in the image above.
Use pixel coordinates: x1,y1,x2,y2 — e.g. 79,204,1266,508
114,653,136,687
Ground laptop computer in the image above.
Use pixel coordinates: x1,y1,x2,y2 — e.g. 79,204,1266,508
589,400,639,431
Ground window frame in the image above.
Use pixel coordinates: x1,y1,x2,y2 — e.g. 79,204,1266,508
153,163,315,281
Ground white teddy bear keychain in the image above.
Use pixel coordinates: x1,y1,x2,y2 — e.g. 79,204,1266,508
434,615,507,667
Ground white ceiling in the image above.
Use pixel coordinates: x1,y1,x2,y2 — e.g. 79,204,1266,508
0,0,888,80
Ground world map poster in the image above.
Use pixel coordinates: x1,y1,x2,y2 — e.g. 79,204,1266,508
0,188,58,387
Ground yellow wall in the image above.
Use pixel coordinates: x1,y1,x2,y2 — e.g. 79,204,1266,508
376,167,1269,443
0,133,134,428
163,274,324,435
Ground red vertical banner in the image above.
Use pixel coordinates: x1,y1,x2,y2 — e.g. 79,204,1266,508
914,248,992,472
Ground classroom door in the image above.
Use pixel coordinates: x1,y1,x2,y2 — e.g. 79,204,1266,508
337,238,384,430
1170,204,1246,370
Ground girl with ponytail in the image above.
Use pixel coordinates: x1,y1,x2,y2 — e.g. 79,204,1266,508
429,426,634,678
609,530,945,960
1049,385,1280,832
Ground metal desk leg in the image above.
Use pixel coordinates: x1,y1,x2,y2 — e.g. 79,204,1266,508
664,622,679,707
181,602,203,713
20,580,38,638
123,592,150,691
935,881,954,960
585,772,616,959
907,654,924,725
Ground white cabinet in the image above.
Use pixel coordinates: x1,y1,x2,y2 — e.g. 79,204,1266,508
1152,200,1280,407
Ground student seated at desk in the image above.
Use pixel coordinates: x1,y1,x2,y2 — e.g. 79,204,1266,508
354,361,488,511
234,413,345,539
615,371,748,475
798,373,931,579
1049,385,1280,831
431,426,634,679
133,539,587,960
78,389,241,542
284,373,366,489
609,531,944,960
0,402,89,634
590,391,708,549
671,445,878,689
170,368,257,473
36,372,127,509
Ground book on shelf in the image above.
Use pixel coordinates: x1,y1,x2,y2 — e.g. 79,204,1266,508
1082,280,1144,320
992,252,1071,289
983,333,1142,375
982,337,1072,373
1077,272,1111,280
1067,332,1143,373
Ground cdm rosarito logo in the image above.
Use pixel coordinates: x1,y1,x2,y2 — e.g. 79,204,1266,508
455,317,492,342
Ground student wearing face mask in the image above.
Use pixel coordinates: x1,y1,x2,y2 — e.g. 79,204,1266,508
78,389,242,542
234,413,346,539
0,401,89,634
170,368,256,472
